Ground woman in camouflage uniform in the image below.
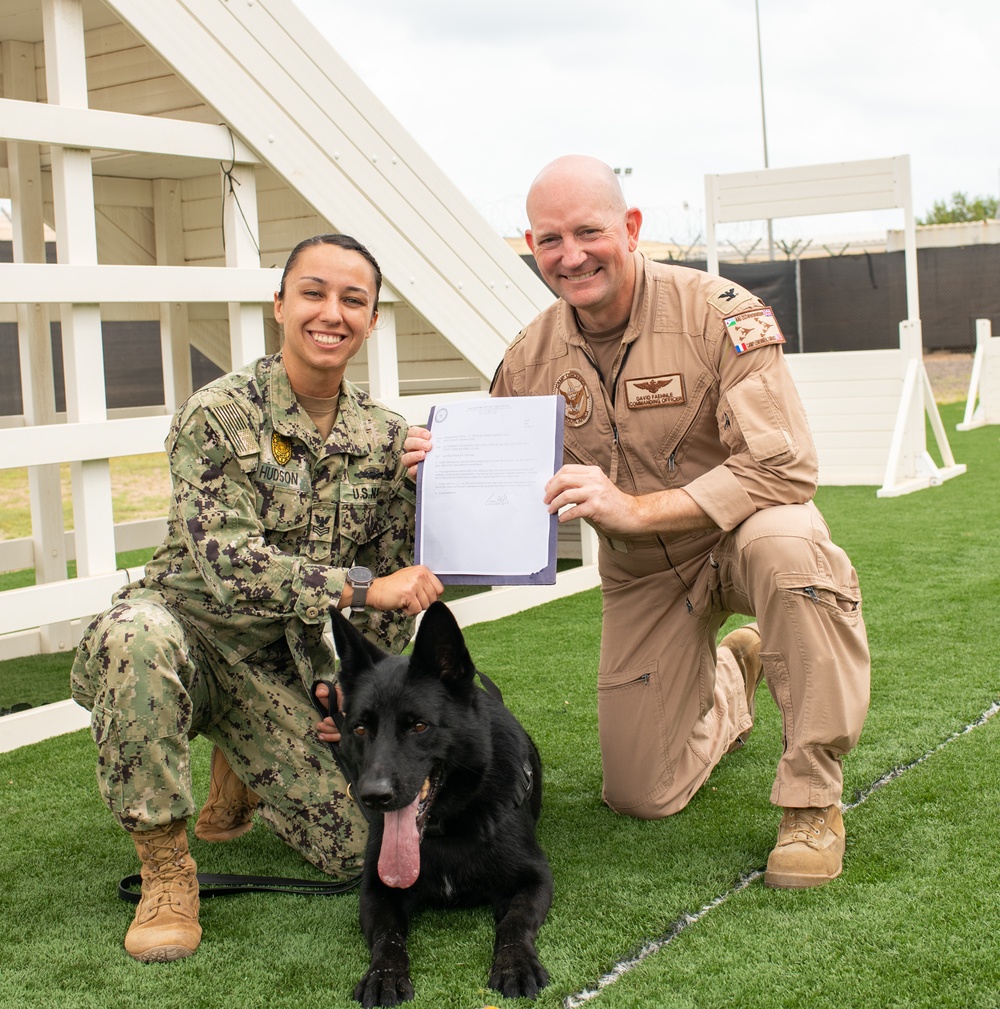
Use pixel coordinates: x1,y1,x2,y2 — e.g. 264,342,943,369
71,234,443,962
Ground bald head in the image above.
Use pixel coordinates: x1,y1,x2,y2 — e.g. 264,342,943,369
526,156,626,229
524,155,642,332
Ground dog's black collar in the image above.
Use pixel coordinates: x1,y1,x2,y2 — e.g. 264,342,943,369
475,675,533,808
476,669,504,704
515,759,534,808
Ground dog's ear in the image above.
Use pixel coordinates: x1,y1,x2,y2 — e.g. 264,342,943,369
329,605,387,693
411,601,476,690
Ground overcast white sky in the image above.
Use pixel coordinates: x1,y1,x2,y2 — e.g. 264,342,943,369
294,0,999,247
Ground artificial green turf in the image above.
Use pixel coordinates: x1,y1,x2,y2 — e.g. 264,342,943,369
0,547,155,712
0,651,76,714
1,403,998,1008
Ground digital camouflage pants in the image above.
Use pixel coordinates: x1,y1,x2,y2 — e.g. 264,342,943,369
71,594,366,877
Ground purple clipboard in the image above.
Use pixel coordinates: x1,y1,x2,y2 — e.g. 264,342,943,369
414,396,565,585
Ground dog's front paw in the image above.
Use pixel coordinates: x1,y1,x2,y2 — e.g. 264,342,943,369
353,967,414,1008
489,945,549,1001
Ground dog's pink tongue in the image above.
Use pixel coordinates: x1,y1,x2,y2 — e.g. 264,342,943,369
378,792,421,888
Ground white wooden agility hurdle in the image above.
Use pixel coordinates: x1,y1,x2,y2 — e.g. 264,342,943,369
958,319,1000,431
704,155,965,496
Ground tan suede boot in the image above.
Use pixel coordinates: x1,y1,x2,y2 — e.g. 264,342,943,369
721,622,763,753
125,820,202,961
764,804,846,888
194,746,259,842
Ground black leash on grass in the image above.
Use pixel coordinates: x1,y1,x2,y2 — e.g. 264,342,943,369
118,870,360,903
116,672,508,903
117,683,365,904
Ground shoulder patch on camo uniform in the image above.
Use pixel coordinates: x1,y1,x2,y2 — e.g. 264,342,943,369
724,306,786,355
554,369,593,427
208,401,261,473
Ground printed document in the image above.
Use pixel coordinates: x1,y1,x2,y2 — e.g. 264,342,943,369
415,396,564,583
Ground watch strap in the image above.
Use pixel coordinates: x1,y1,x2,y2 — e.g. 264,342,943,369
350,582,368,611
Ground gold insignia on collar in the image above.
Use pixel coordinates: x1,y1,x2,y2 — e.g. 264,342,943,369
271,431,292,466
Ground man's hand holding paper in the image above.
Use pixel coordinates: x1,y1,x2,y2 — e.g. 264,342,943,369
412,397,564,584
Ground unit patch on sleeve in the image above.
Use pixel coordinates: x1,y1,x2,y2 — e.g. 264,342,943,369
624,373,686,409
724,306,786,354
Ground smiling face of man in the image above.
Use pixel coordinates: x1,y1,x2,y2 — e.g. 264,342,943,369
274,243,379,399
525,156,642,333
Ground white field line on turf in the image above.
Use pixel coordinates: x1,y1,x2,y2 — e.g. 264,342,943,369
562,699,1000,1009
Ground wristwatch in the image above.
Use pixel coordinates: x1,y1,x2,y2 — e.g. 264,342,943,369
346,565,374,614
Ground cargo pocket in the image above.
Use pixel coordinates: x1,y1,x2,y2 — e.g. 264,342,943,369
775,573,861,623
90,702,114,748
90,701,193,826
597,659,672,809
90,703,128,816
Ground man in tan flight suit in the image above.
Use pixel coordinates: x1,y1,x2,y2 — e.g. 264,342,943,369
408,156,870,888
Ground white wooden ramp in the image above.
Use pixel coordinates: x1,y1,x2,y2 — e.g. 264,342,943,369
0,0,563,668
102,0,553,386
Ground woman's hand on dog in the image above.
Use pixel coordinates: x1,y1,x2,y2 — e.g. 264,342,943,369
314,681,344,744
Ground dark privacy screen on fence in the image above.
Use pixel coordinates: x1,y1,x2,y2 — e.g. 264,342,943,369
2,244,997,417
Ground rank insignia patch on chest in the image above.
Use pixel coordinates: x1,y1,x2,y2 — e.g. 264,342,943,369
271,431,293,466
724,306,786,354
553,369,593,427
624,374,686,409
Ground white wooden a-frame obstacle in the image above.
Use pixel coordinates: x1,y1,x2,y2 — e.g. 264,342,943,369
958,319,1000,430
704,155,965,496
0,0,596,754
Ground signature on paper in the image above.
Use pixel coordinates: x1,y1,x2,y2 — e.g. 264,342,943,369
485,493,510,507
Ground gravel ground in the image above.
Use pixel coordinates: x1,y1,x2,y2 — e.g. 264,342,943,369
924,351,973,404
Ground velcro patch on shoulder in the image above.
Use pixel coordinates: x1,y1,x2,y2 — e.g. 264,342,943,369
208,401,261,472
708,281,754,312
724,306,786,355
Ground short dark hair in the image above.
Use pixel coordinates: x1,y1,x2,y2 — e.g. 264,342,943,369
277,233,382,315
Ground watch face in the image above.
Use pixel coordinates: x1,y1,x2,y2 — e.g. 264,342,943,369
349,566,373,584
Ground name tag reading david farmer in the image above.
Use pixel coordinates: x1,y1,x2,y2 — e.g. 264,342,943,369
725,306,785,354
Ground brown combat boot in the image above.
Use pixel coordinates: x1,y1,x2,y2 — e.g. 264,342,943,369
125,820,201,961
194,746,259,842
764,804,846,889
721,622,763,753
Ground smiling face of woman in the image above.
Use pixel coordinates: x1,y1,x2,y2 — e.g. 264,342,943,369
273,243,379,398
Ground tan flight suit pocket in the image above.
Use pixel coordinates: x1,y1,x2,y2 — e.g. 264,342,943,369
596,659,673,808
722,373,798,464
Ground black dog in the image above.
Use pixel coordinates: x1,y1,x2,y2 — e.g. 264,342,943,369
328,600,553,1007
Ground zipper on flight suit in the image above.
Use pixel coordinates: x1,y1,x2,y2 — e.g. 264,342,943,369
583,344,640,498
585,341,682,573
